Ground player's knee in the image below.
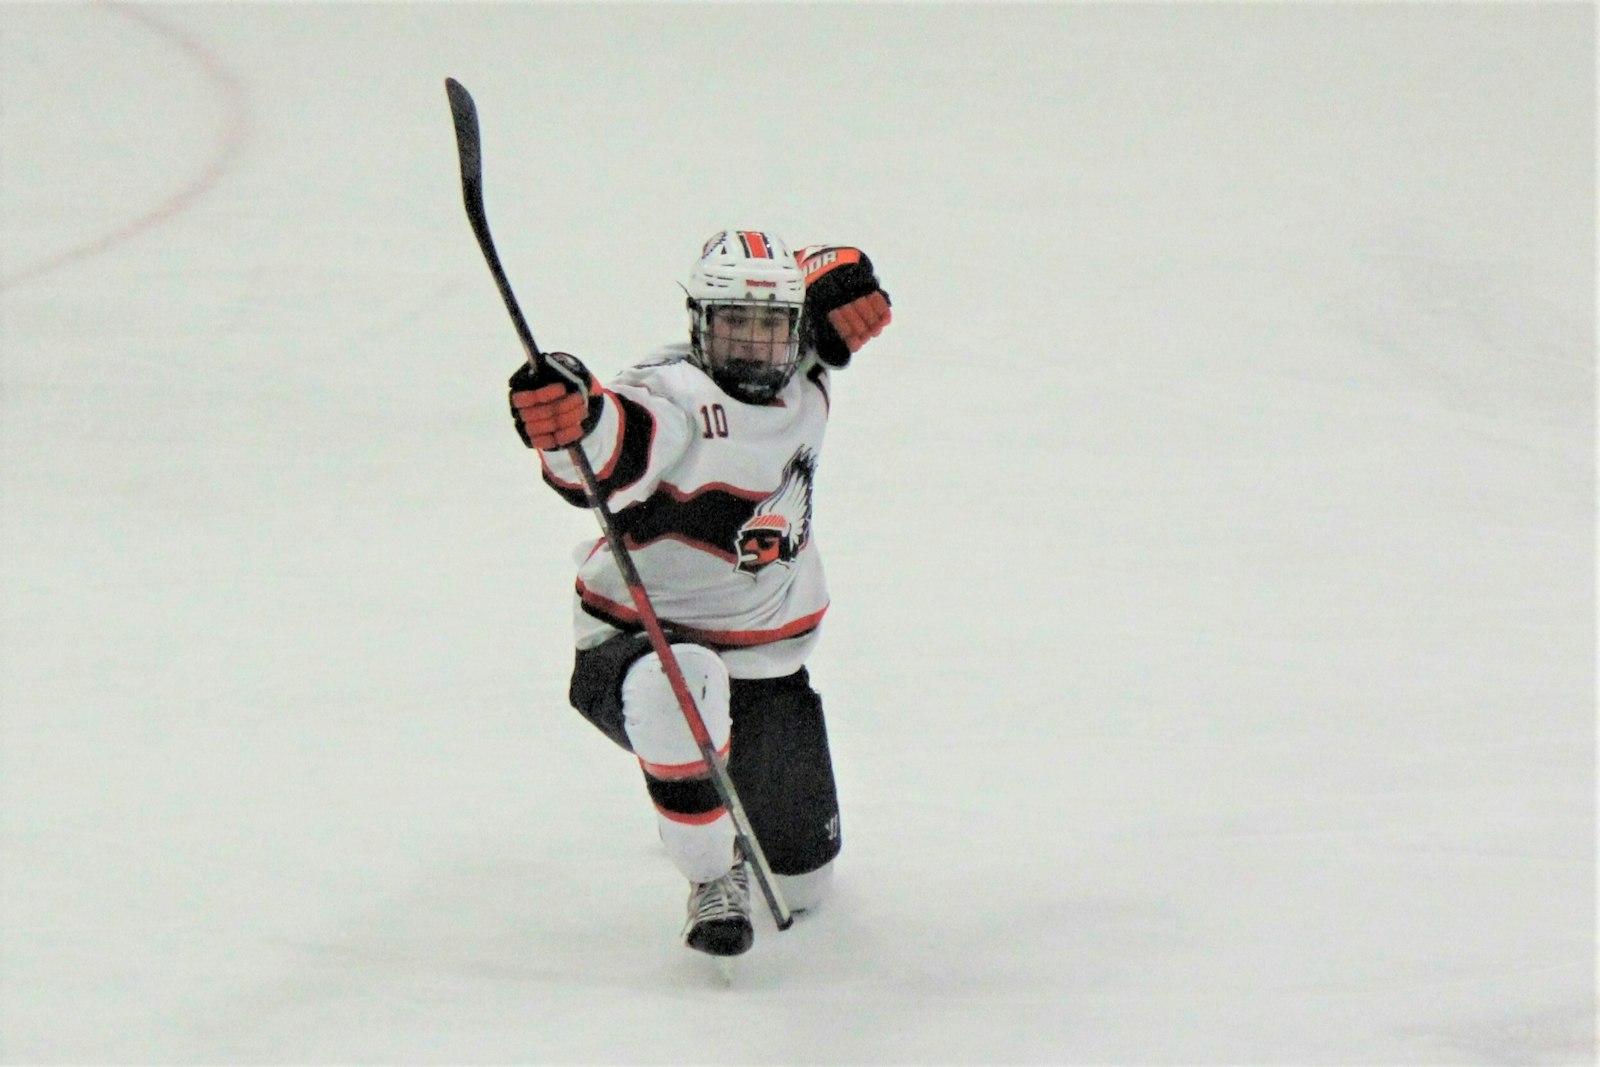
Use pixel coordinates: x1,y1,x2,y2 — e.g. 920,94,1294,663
620,644,730,767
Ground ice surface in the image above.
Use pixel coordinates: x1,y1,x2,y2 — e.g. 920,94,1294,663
1,4,1593,1063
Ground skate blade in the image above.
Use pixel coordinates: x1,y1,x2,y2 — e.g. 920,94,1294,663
715,956,736,986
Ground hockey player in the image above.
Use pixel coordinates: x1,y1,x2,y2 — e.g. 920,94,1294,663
508,230,891,957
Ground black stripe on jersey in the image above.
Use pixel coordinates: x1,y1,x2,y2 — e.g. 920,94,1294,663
541,392,656,506
807,363,830,411
579,594,635,634
614,486,762,562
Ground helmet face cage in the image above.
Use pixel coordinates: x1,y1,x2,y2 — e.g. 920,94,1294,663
694,300,802,404
685,230,807,403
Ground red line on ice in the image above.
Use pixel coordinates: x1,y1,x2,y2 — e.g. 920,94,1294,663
0,2,251,290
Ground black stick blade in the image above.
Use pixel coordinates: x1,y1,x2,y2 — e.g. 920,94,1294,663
445,78,482,194
443,77,542,362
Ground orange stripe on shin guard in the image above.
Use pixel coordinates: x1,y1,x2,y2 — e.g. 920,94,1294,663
640,750,731,828
637,741,731,782
655,802,729,826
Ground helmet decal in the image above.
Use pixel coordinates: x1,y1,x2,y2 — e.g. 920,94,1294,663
737,231,773,259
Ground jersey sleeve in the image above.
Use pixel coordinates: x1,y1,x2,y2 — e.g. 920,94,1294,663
538,369,697,511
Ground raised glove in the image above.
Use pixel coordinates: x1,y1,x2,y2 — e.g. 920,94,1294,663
508,352,603,451
799,246,892,368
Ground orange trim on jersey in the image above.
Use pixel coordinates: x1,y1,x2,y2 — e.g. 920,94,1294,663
537,391,632,489
623,531,739,566
591,392,630,480
576,581,829,648
635,478,770,507
539,451,579,490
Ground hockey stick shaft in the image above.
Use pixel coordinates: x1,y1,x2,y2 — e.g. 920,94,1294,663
445,78,792,930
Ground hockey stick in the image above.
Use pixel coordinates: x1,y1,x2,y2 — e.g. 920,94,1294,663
444,78,793,932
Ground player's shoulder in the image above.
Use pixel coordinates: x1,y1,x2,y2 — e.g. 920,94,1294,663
613,343,714,405
629,342,693,372
616,343,687,380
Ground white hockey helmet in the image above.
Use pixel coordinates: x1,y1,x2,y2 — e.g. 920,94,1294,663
684,230,806,403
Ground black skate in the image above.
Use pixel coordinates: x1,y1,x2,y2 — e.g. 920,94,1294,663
683,861,752,957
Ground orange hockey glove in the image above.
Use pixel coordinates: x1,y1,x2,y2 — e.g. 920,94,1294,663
508,352,603,451
799,246,892,368
828,290,892,353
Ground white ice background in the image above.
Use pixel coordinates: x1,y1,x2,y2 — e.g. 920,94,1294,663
1,4,1594,1064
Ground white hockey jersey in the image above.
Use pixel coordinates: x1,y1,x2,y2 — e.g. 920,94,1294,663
539,343,833,679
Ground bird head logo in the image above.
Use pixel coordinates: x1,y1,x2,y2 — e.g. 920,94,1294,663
735,447,816,574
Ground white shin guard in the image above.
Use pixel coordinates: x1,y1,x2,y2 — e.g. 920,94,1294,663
621,644,735,885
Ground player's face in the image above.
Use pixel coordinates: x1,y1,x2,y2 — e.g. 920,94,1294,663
706,304,796,367
700,302,801,403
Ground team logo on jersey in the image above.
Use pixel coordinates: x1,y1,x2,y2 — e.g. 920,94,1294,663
735,447,816,574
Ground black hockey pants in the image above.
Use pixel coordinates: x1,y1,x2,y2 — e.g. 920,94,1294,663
568,631,842,877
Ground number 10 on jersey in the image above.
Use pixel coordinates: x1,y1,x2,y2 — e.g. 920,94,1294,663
699,403,729,439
